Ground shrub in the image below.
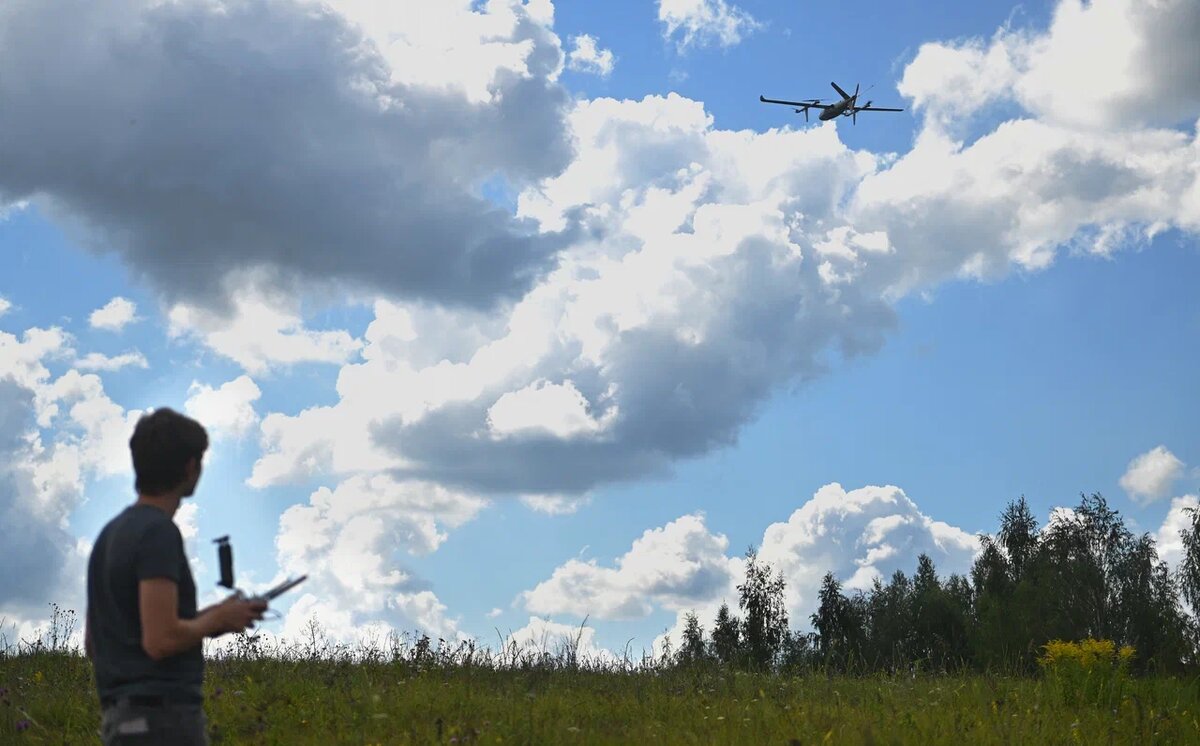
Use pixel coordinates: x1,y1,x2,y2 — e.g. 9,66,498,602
1038,638,1135,707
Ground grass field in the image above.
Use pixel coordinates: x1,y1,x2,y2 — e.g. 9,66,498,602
4,640,1200,745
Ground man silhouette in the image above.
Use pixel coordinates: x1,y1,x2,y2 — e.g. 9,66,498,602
85,408,266,745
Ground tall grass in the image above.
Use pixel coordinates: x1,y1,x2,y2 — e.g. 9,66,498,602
3,607,1200,744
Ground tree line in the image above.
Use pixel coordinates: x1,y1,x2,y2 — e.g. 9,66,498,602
671,493,1200,675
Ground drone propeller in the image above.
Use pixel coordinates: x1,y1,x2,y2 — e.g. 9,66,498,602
855,84,878,122
794,99,821,122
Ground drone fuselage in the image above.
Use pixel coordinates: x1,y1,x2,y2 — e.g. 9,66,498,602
820,97,853,121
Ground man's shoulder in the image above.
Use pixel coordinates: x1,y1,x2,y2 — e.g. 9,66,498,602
94,507,132,549
96,505,180,550
116,504,177,530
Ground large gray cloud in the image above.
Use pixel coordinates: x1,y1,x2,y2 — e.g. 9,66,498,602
0,0,574,310
0,323,144,628
379,239,895,495
256,45,1199,502
0,380,77,613
248,102,902,498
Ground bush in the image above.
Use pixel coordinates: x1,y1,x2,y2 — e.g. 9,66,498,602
1038,638,1134,707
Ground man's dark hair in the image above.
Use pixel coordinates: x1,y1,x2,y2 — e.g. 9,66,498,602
129,408,208,495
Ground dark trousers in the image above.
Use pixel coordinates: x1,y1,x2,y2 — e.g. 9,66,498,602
100,700,208,745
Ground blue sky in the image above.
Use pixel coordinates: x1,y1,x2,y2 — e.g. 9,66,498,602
1,0,1197,655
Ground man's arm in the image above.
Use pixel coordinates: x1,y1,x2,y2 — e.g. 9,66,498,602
139,579,264,661
140,579,221,661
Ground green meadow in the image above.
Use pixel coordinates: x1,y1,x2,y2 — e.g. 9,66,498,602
4,643,1200,744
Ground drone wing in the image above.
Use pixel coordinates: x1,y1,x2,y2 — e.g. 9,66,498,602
855,104,904,113
760,95,824,109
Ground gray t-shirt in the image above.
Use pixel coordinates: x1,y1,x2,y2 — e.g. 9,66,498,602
87,504,203,703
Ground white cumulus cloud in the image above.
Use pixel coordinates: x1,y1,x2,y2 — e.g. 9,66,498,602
169,291,362,376
88,297,139,332
566,34,615,77
73,350,149,372
899,0,1200,131
488,379,616,439
758,484,980,618
174,501,206,577
1121,445,1186,505
520,493,591,515
658,0,760,51
272,474,486,640
504,616,615,662
319,0,559,104
184,376,262,440
522,514,741,620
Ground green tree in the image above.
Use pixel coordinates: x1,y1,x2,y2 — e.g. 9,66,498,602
709,602,741,666
738,548,788,670
970,535,1012,599
779,630,814,673
909,555,969,671
865,570,913,672
970,534,1020,669
1113,533,1189,672
1030,494,1132,644
998,496,1039,582
676,611,708,665
811,572,864,672
1179,505,1200,611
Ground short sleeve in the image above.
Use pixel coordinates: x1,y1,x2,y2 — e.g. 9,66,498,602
134,519,183,583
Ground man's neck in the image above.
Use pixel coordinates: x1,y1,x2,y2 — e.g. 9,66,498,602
135,493,183,519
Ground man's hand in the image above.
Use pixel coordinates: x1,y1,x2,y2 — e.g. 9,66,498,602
210,595,267,636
